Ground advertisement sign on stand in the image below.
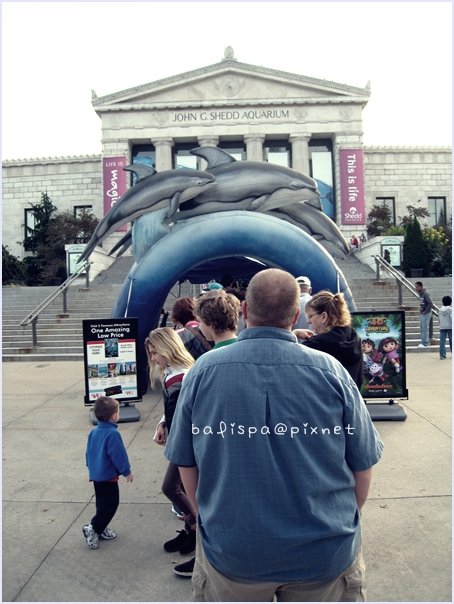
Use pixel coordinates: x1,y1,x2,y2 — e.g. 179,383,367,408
351,311,408,421
82,318,141,414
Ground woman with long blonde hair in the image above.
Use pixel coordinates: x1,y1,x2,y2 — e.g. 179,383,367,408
144,327,196,556
293,290,363,390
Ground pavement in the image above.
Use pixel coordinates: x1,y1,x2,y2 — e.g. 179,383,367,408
2,352,452,603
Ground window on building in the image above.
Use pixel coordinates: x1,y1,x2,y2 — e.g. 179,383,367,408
173,142,199,170
218,141,246,161
309,140,334,219
74,205,92,218
264,140,291,167
309,140,333,184
375,197,396,226
427,196,447,227
131,144,156,184
24,208,37,251
73,205,94,243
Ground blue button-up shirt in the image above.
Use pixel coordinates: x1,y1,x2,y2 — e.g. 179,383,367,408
166,326,383,582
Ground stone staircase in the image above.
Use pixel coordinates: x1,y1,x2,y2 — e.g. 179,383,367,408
2,283,126,361
337,254,451,353
2,253,450,361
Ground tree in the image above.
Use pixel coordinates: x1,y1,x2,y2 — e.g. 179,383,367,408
366,202,393,238
24,192,57,253
423,226,452,277
21,193,98,285
399,202,430,228
2,245,26,285
402,217,430,277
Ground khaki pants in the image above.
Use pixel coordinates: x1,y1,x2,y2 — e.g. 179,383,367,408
192,531,366,602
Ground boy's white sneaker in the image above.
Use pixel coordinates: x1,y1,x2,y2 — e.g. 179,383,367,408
100,527,117,540
82,524,99,549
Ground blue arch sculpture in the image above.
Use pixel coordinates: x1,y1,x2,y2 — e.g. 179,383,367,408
111,210,355,393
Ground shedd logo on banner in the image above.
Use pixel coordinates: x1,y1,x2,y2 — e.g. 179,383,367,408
344,206,363,222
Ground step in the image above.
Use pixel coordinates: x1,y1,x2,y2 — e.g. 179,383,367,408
3,271,449,363
2,352,84,362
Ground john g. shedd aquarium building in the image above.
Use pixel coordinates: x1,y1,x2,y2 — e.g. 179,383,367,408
2,49,451,265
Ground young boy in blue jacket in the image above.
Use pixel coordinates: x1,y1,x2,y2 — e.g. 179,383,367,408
83,396,133,549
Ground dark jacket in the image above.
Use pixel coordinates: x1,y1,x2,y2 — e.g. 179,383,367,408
303,326,363,390
177,322,213,360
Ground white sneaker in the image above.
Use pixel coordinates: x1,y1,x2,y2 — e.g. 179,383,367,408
171,505,185,520
82,524,99,549
418,343,429,348
100,527,117,540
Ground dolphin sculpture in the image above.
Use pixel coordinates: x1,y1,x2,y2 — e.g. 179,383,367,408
79,167,215,261
168,146,349,255
108,230,132,257
185,146,319,207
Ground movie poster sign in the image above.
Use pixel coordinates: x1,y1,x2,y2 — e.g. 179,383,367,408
83,318,140,405
351,311,408,400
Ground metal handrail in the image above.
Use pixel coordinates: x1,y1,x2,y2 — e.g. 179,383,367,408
371,254,439,316
19,261,91,347
372,254,440,341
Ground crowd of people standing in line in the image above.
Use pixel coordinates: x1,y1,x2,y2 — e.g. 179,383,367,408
89,269,454,600
82,271,383,599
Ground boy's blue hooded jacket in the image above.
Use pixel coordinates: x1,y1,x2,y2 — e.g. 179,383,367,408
86,421,131,481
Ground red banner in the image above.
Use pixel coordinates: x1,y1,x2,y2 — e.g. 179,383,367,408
339,149,365,225
103,156,128,230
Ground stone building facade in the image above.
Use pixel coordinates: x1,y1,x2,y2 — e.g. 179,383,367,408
2,50,451,260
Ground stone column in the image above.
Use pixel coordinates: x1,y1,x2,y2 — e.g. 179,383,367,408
197,135,219,148
197,136,220,169
244,134,265,161
152,138,174,171
290,134,311,174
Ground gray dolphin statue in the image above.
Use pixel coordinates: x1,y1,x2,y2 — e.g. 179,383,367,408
169,146,349,255
186,146,320,207
79,167,215,261
108,230,132,257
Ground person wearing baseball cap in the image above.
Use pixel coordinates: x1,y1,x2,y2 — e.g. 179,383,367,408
293,276,312,330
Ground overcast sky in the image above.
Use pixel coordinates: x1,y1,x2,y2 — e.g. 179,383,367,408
2,1,452,160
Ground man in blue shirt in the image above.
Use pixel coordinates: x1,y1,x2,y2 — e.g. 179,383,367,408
166,268,383,601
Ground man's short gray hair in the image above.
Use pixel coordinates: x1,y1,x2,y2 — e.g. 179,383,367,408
246,269,300,328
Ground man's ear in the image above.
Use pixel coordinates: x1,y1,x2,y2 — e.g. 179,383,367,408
292,307,301,326
242,300,248,322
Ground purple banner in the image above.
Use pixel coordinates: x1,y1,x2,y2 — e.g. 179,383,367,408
103,157,128,230
339,149,365,225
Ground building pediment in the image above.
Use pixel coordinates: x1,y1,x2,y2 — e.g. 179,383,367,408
92,57,370,113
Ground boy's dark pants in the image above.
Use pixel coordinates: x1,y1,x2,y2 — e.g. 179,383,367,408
91,481,119,535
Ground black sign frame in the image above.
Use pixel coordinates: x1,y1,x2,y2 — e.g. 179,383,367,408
351,310,408,401
82,318,142,406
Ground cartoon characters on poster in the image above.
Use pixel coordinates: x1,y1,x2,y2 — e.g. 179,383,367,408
352,312,406,398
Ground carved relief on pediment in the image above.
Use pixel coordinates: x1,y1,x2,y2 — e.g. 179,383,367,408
218,76,242,98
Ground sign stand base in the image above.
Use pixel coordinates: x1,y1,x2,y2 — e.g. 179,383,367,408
366,400,407,421
90,403,141,426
